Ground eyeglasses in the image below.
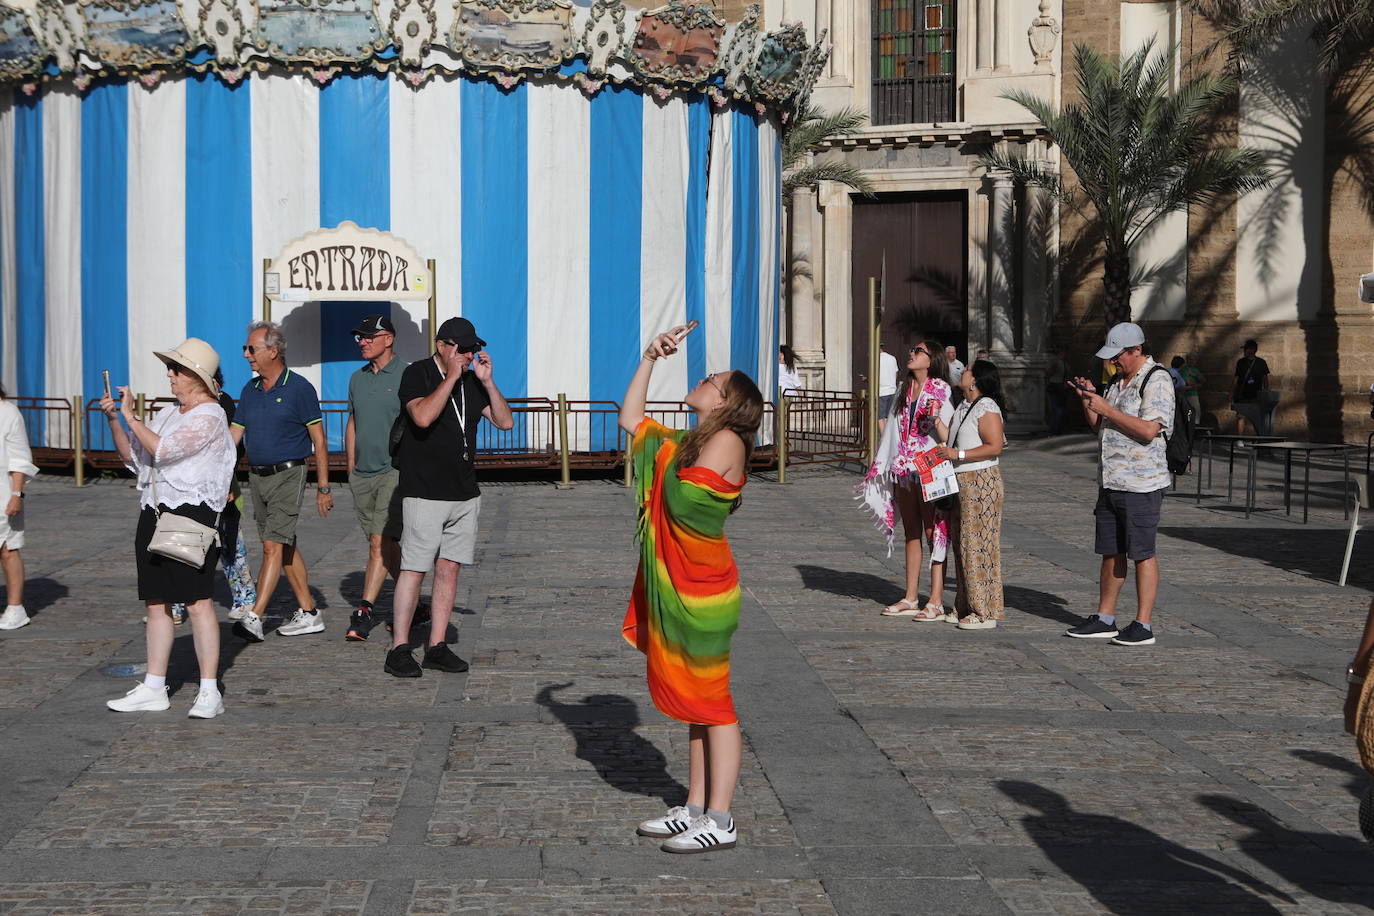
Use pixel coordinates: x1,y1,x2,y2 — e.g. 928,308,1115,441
700,373,725,397
242,344,274,355
353,332,392,344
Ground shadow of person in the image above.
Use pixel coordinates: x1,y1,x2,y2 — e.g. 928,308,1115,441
1290,748,1369,800
795,564,904,604
2,577,69,619
1002,585,1078,624
536,681,686,807
998,781,1292,914
1196,793,1374,906
166,621,252,697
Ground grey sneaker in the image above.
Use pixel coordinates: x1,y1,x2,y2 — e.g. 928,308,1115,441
637,806,693,838
233,612,265,642
227,606,247,621
278,608,324,637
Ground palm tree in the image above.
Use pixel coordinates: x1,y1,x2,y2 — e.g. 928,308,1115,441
782,106,876,196
983,40,1272,326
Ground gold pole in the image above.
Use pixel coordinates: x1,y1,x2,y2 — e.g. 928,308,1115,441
868,277,879,464
135,392,146,422
556,393,572,490
776,394,789,484
71,395,84,488
262,257,272,324
427,258,438,356
624,438,633,488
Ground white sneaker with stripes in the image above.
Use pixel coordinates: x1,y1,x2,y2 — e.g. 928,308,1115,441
636,805,693,838
660,814,736,853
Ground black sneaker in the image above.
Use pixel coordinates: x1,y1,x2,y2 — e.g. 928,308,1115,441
346,608,373,642
421,642,469,673
384,646,422,678
1064,615,1119,639
1111,621,1156,646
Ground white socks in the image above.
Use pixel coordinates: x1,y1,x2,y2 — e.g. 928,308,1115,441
199,678,218,693
143,674,167,690
5,604,23,613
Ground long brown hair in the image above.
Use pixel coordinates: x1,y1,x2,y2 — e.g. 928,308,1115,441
676,371,765,472
892,339,950,418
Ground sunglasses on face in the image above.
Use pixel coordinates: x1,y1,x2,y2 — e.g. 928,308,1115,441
242,344,273,355
909,347,931,357
438,340,482,355
354,332,391,344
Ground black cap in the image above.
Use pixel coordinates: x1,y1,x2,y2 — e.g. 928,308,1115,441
351,314,395,336
1242,339,1258,350
436,316,486,348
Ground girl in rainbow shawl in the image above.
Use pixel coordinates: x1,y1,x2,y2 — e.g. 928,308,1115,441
619,324,763,854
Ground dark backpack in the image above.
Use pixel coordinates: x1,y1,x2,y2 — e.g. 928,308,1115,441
1143,365,1195,475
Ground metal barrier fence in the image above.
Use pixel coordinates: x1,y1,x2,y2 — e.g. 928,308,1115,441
18,389,868,482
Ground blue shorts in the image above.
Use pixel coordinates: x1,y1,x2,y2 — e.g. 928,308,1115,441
1094,488,1165,562
879,394,894,417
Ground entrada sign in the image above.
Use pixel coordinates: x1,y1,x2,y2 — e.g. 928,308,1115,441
265,221,432,301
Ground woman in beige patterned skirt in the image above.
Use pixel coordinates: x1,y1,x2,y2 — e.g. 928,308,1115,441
935,360,1006,630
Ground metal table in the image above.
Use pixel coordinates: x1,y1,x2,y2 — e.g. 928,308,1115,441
1201,434,1284,503
1244,441,1353,523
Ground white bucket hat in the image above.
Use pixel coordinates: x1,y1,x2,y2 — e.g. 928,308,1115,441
153,338,221,397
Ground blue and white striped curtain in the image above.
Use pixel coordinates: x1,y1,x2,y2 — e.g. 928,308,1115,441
0,73,781,448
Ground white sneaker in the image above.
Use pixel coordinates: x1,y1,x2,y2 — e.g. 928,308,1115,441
233,612,265,642
107,682,170,712
0,606,30,630
187,688,224,719
227,607,247,620
636,805,694,838
660,814,736,853
278,608,324,637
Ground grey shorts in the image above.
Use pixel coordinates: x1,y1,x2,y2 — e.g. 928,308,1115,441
400,496,480,571
1094,488,1164,562
249,464,307,546
879,394,894,417
350,468,401,539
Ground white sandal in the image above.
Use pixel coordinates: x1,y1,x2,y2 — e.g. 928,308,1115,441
881,598,923,616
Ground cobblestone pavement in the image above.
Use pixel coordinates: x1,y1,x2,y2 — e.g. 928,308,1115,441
0,436,1371,914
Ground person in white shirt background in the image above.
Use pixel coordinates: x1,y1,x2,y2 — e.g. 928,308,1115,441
877,343,898,434
945,346,965,388
777,345,803,397
0,385,38,630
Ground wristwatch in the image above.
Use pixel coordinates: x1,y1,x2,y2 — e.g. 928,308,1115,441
1348,664,1365,685
958,450,966,461
318,486,332,495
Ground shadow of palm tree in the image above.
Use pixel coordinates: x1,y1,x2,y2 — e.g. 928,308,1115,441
795,564,904,604
1000,780,1292,913
536,682,686,807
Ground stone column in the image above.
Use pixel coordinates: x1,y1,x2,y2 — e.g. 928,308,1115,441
788,187,825,386
994,0,1012,70
818,181,854,392
988,170,1016,354
976,0,994,70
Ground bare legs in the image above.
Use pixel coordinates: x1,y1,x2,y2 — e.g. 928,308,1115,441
390,569,424,649
895,482,946,607
361,533,400,605
684,723,741,814
249,541,314,618
1097,553,1158,625
1,545,23,606
145,598,220,681
427,558,460,647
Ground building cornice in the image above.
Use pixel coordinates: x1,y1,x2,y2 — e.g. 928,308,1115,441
818,122,1052,150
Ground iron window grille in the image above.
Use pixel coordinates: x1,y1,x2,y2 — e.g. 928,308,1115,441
871,0,957,126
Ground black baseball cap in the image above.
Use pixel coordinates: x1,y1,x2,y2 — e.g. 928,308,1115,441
436,317,486,348
351,314,395,336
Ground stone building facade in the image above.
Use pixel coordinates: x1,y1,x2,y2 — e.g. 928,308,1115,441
734,0,1373,440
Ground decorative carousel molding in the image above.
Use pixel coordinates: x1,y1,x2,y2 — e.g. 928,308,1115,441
0,0,826,114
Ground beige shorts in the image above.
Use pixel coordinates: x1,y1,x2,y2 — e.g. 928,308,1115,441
350,468,401,539
400,496,480,571
0,504,25,550
249,464,307,546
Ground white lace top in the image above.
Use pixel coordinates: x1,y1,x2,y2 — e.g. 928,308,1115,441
124,402,236,511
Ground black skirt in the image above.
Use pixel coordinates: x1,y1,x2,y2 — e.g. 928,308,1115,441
135,503,222,604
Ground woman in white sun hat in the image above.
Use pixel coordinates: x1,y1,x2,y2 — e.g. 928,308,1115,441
99,338,236,719
0,384,38,630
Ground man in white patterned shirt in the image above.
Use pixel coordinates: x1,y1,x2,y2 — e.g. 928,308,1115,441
1063,322,1174,647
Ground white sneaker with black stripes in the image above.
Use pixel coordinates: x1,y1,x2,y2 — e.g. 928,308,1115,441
660,814,736,853
636,805,693,838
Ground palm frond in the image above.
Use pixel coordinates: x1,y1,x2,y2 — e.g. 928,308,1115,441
783,161,876,197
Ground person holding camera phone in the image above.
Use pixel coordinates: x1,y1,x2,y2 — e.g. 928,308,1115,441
1064,322,1173,647
383,317,513,678
858,340,955,620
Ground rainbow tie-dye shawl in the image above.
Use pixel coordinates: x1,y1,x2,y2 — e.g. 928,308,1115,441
622,418,743,726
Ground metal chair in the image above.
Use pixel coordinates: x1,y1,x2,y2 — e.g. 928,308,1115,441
1341,473,1372,586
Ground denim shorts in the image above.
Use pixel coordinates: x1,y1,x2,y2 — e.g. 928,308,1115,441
1093,487,1165,562
878,394,894,417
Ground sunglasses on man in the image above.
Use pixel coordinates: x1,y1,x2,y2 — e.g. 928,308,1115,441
438,339,482,354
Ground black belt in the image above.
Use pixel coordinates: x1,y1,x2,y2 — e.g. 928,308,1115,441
250,458,308,477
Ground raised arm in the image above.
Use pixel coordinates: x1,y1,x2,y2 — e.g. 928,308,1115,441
99,387,139,467
472,352,514,431
406,354,462,429
619,326,689,434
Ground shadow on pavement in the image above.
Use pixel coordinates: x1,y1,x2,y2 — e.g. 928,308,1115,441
166,622,252,697
795,564,904,604
1290,749,1368,800
537,682,686,807
2,577,69,618
998,781,1292,913
1003,585,1078,624
1158,526,1370,588
1196,794,1374,906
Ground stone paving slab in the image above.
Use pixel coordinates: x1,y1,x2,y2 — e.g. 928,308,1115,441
1,442,1371,914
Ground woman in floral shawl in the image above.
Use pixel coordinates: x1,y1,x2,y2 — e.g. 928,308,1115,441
857,340,955,619
619,324,763,855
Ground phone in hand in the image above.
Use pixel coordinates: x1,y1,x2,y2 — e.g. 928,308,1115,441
101,369,112,399
674,319,700,342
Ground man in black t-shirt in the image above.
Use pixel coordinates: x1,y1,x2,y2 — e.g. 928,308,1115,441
385,317,513,678
1231,339,1272,437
